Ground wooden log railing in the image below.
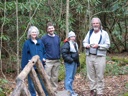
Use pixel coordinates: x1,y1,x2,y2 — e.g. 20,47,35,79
11,55,55,96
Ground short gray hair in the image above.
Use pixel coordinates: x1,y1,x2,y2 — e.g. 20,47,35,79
27,26,39,39
91,17,103,29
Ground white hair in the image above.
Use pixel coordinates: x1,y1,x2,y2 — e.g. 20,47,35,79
91,17,103,29
27,26,39,39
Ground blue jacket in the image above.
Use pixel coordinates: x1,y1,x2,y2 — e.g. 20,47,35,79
41,34,60,60
21,38,46,70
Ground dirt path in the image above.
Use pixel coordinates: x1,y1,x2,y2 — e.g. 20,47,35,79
1,73,128,96
58,74,128,96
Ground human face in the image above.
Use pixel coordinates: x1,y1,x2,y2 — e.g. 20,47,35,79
47,26,55,35
92,18,101,32
69,36,76,41
30,30,38,39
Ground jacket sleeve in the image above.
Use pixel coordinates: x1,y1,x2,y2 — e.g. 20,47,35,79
21,42,29,70
83,31,90,48
61,42,73,63
98,31,110,50
42,43,46,65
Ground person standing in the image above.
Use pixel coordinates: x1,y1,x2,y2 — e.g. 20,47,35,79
41,22,61,92
83,17,110,96
61,31,80,96
21,26,47,96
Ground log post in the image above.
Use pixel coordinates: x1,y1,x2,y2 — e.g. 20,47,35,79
16,55,39,81
21,83,31,96
11,80,24,96
11,55,39,96
30,67,45,96
11,55,57,96
36,59,55,96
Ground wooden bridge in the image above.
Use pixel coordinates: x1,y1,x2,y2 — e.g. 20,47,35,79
11,55,69,96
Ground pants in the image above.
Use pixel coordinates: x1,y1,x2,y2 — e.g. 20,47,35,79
28,72,48,96
45,59,60,91
64,62,77,94
86,55,106,94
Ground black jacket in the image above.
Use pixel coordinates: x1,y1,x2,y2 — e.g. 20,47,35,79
61,41,80,67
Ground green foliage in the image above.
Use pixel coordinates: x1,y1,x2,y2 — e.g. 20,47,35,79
77,53,87,77
105,58,128,76
125,82,128,89
0,0,128,76
0,79,8,84
58,63,65,81
0,79,8,96
123,92,128,96
111,56,128,66
59,53,128,81
123,83,128,95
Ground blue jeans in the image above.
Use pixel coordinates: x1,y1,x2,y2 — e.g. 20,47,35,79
28,72,48,96
64,62,77,94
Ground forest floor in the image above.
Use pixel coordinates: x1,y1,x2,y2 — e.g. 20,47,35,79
1,53,128,96
1,72,128,96
58,74,128,96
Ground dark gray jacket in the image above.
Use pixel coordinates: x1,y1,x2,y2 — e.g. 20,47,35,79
61,41,80,67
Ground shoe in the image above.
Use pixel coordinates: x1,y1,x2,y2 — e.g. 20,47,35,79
71,92,78,96
90,89,96,96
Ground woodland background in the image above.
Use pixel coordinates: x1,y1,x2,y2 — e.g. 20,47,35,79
0,0,128,95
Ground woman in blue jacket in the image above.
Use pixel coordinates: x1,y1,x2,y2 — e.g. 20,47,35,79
21,26,47,96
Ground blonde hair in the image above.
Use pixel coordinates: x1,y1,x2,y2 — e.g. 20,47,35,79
27,26,39,39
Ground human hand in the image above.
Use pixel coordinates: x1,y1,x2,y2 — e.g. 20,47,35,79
42,58,46,62
91,44,99,48
86,44,91,48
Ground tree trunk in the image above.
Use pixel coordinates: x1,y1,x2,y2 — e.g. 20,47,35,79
0,0,6,79
16,0,20,75
66,0,69,37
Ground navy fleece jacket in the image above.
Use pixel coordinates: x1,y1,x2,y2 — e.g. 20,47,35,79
21,38,46,69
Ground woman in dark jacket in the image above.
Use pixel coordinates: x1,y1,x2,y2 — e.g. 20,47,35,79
21,26,47,96
61,31,80,96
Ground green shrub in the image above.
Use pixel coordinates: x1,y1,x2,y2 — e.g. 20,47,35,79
123,92,128,96
77,53,87,78
58,63,65,82
0,79,9,96
105,59,128,76
59,53,128,81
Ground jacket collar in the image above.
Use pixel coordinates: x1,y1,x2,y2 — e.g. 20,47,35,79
29,38,40,45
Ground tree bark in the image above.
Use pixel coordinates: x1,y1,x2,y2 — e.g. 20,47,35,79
16,0,20,75
66,0,69,38
30,67,45,96
36,59,55,96
11,80,24,96
21,83,31,96
16,55,39,81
